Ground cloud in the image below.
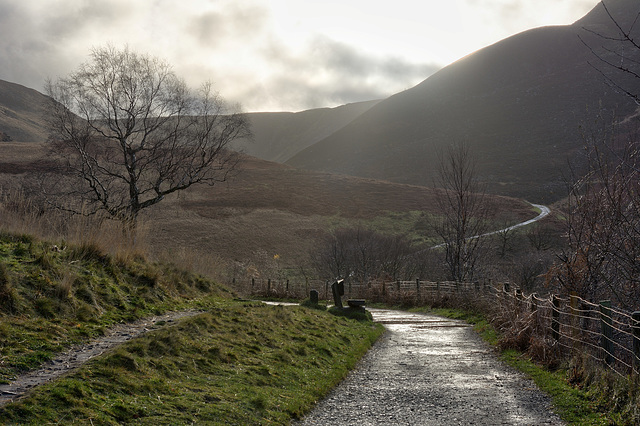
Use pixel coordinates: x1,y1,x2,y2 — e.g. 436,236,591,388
187,3,269,49
235,36,440,111
0,0,601,112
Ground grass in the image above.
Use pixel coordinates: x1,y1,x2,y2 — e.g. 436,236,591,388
0,231,233,384
0,301,383,425
0,231,384,424
500,350,610,425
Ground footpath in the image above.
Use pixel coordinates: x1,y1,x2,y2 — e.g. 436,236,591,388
299,309,564,425
0,310,201,407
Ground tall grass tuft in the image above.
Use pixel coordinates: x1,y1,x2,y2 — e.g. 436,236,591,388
0,188,150,263
0,262,18,313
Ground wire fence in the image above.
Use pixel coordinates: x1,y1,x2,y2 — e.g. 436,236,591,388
242,276,640,377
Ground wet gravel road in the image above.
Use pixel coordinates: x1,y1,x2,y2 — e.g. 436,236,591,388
299,309,564,425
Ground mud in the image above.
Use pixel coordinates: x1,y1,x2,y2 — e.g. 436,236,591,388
299,309,564,425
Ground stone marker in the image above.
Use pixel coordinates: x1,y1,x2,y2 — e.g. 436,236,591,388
310,289,319,305
331,280,344,308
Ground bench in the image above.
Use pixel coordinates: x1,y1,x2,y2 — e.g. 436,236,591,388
331,280,366,312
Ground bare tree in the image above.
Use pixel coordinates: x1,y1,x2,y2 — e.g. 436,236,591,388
580,1,640,105
551,120,640,309
434,142,488,282
547,2,640,309
312,227,426,284
43,46,251,231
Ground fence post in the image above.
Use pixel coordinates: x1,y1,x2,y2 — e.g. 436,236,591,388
252,278,255,289
552,295,560,342
632,311,640,374
286,279,289,292
416,278,421,297
530,293,538,313
569,292,578,351
599,300,614,366
268,279,271,294
397,280,401,292
515,289,523,308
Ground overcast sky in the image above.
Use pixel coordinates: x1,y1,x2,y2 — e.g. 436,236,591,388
0,0,599,112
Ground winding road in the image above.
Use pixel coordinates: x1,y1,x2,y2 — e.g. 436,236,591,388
431,202,550,249
481,203,551,237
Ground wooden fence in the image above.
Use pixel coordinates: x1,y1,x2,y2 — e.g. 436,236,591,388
244,277,640,377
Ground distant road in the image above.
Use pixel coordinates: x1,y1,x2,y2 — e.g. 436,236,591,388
431,203,551,249
479,203,550,237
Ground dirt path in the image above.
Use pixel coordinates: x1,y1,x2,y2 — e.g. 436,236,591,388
299,309,564,425
0,310,202,407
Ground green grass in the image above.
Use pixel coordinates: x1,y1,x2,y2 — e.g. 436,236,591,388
0,231,384,424
0,301,383,424
500,350,609,425
0,232,232,384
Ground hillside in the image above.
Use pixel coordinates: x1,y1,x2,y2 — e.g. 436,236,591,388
0,80,49,143
0,232,383,424
0,76,378,162
286,0,640,203
232,100,380,162
0,142,536,272
144,155,536,269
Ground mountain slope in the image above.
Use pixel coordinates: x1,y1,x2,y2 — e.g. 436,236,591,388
0,80,49,143
231,100,380,162
286,0,639,203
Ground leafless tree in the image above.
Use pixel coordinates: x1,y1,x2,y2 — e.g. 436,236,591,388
312,227,426,284
434,142,488,282
43,46,251,232
580,1,640,105
547,2,640,309
551,119,640,310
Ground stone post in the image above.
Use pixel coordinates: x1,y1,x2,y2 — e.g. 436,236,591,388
310,289,319,305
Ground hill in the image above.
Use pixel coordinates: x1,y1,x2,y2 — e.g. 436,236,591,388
0,76,378,162
143,155,536,270
286,0,640,203
232,100,380,163
0,80,49,143
0,142,536,273
0,232,383,424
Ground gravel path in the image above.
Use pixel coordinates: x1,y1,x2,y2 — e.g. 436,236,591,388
299,309,564,425
0,310,202,407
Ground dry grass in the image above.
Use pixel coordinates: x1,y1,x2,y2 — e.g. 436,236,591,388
1,143,538,287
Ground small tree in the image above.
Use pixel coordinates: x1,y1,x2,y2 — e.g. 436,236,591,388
43,46,251,232
434,142,488,282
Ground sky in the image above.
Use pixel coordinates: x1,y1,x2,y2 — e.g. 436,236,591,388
0,0,600,112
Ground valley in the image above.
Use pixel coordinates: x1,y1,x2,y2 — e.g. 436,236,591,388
1,1,640,423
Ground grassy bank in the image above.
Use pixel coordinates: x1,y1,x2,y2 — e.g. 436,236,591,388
0,232,384,424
